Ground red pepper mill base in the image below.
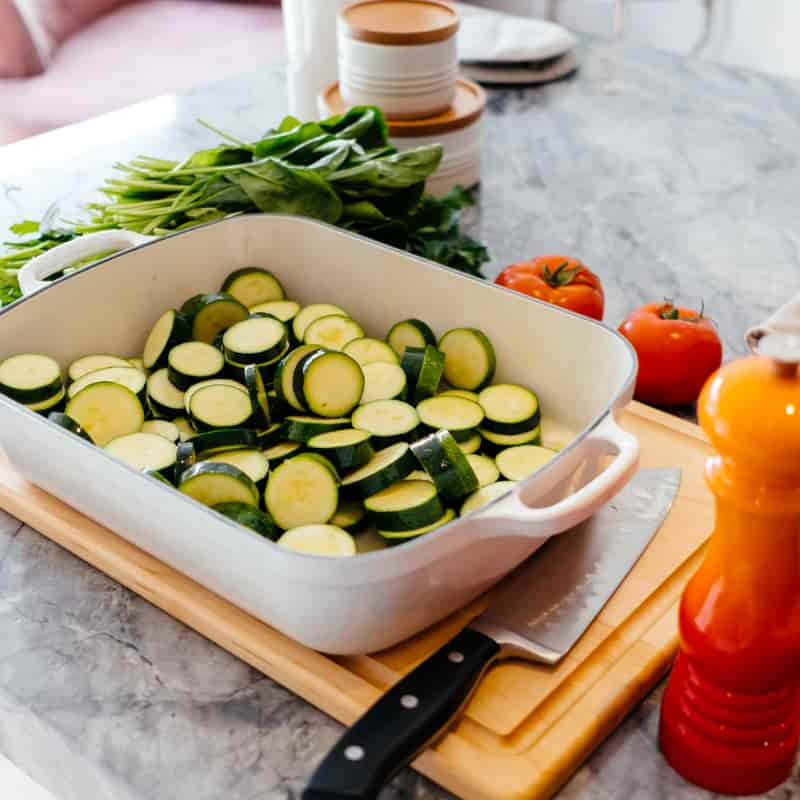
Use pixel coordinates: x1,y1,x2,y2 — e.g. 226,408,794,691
659,349,800,795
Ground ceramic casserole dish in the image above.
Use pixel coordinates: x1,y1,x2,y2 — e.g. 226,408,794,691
0,214,639,654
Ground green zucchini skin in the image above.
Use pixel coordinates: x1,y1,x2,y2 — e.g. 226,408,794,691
178,461,260,507
189,428,259,457
29,389,67,415
143,309,192,371
478,425,542,456
180,293,249,344
364,481,445,532
414,346,445,403
479,411,541,436
308,430,374,472
341,443,417,499
411,430,480,503
400,347,426,386
282,416,351,443
0,354,63,405
175,440,197,482
47,411,94,443
214,502,280,541
244,364,272,429
386,319,437,357
257,422,283,449
377,508,456,544
262,440,304,467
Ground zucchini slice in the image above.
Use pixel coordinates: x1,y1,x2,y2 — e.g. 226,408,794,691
265,453,339,529
360,362,407,404
283,415,351,443
184,378,247,416
274,344,319,412
293,303,349,342
249,300,301,324
208,448,269,491
142,309,192,370
214,502,279,540
417,396,485,439
167,341,225,390
386,319,436,356
411,430,479,503
146,369,186,418
105,432,177,478
244,364,271,429
144,469,173,487
181,293,249,344
308,428,374,472
221,267,285,308
304,315,365,351
262,440,304,466
478,384,540,435
257,422,283,448
277,524,356,557
0,353,62,404
190,427,258,457
47,411,94,443
341,442,416,498
342,337,399,366
176,440,196,480
406,469,433,482
171,416,195,442
68,354,130,382
465,454,500,488
293,350,364,418
352,399,419,446
179,461,259,507
495,445,556,481
222,316,288,365
128,358,146,372
458,432,482,455
402,346,444,402
27,387,66,414
66,382,145,447
330,499,368,533
68,365,146,404
438,389,479,402
141,419,181,442
460,481,517,516
438,328,496,391
377,508,455,543
189,383,253,431
479,425,542,455
365,479,445,532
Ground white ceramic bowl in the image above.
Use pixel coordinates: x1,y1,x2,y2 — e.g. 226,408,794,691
1,215,639,654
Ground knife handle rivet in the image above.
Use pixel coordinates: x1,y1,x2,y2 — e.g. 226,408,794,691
448,651,464,664
400,694,419,709
343,745,364,761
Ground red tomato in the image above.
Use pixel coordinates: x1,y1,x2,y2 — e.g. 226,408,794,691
618,301,723,407
495,255,604,320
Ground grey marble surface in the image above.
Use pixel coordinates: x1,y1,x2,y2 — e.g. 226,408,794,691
1,38,800,799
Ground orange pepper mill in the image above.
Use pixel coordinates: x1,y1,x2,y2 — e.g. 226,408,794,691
659,312,800,794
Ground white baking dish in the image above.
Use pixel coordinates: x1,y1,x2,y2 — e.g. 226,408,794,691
0,215,639,654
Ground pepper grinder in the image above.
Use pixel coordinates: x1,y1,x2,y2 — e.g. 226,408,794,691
659,296,800,794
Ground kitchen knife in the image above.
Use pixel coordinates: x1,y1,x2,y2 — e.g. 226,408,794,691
303,467,681,800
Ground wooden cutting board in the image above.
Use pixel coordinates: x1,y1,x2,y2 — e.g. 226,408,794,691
0,401,713,800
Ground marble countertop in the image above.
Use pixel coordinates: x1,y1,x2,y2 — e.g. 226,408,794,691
2,38,800,800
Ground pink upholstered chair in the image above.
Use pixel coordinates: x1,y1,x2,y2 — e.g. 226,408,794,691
0,0,284,144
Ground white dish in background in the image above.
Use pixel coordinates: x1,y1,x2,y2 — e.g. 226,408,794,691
0,215,638,654
461,50,579,86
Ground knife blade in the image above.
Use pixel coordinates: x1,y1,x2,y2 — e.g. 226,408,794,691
303,468,681,800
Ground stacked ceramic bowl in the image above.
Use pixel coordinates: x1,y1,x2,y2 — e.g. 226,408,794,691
325,0,485,196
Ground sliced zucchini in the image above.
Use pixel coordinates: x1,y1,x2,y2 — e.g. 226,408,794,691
293,303,349,341
68,354,130,382
181,293,249,344
342,337,399,366
460,481,517,516
267,389,291,421
184,378,247,415
304,315,365,351
222,316,288,365
293,350,364,418
262,440,304,466
221,267,285,308
27,387,66,414
105,432,177,479
465,454,500,488
274,344,319,412
176,440,196,480
411,430,479,503
438,328,496,391
68,365,146,404
377,508,455,543
479,425,542,455
283,415,351,443
0,353,62,404
365,479,445,532
244,364,271,429
265,453,339,529
277,524,356,557
386,319,436,356
141,419,180,442
352,399,419,446
128,357,146,372
341,442,416,499
142,309,192,370
330,499,368,533
360,362,407,404
478,384,540,435
208,448,270,491
146,369,186,417
214,502,279,540
458,432,482,455
178,461,259,507
308,428,374,472
417,396,484,440
189,383,253,431
402,346,444,402
48,411,94,443
66,382,145,447
167,341,225,390
144,469,173,487
171,416,195,442
190,427,258,457
406,469,433,482
438,389,479,402
400,346,425,385
495,445,556,481
249,299,301,324
257,422,283,448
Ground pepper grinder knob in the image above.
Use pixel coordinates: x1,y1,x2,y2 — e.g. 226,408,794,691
746,292,800,378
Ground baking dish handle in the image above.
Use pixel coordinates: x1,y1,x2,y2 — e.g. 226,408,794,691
18,229,155,296
491,414,640,536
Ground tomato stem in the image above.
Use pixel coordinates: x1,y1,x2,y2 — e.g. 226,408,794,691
543,262,582,287
659,298,705,322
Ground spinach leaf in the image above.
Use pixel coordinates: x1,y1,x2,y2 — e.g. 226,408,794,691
329,146,443,191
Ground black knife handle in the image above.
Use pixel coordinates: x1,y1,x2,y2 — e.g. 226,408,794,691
303,628,500,800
